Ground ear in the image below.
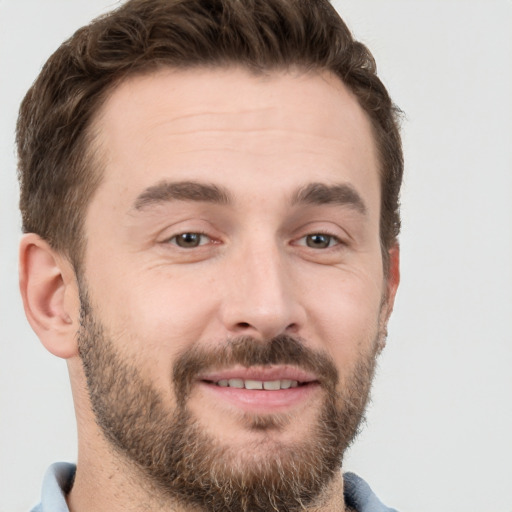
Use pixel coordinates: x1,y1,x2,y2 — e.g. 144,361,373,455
377,243,400,351
19,233,80,359
384,242,400,319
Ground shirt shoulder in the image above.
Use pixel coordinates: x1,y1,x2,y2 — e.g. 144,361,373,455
30,462,75,512
343,472,399,512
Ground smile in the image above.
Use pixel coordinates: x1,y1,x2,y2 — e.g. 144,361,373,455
197,367,320,412
214,379,301,390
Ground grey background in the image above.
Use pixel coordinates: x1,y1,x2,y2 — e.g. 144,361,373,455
1,1,511,511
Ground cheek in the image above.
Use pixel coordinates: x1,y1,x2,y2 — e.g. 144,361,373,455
87,265,221,369
301,265,384,359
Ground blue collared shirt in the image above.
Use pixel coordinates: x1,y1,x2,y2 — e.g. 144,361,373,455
31,462,398,512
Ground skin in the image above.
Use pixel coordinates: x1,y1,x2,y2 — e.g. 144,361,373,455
19,67,399,512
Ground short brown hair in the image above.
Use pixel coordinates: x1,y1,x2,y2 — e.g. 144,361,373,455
17,0,403,269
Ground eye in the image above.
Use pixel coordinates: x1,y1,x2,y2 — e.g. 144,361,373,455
168,232,210,248
301,233,340,249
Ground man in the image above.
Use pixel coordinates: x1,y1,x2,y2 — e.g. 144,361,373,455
17,0,402,511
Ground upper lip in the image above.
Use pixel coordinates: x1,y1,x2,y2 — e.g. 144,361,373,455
198,365,319,384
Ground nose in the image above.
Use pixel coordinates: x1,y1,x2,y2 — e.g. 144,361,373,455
219,242,305,340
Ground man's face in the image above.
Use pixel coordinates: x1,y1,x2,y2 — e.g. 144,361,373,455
78,68,398,510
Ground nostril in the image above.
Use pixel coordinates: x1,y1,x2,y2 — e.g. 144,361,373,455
237,322,251,329
285,322,299,333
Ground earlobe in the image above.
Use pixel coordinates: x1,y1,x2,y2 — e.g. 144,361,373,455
19,234,80,359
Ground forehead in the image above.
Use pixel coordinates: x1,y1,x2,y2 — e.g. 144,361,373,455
90,67,379,211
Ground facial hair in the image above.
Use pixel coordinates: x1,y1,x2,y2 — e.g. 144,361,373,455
78,291,380,512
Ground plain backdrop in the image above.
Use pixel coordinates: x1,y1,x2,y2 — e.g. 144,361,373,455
1,1,511,511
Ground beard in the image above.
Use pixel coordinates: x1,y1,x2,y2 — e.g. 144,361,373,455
77,289,381,512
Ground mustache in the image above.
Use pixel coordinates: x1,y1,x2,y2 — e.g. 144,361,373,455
172,334,339,402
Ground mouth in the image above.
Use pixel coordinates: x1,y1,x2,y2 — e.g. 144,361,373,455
196,366,321,412
210,378,303,390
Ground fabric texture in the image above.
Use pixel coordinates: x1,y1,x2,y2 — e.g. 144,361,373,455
30,462,398,511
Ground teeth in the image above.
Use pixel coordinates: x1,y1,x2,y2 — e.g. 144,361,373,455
216,379,300,390
263,380,280,390
228,378,244,389
245,380,263,390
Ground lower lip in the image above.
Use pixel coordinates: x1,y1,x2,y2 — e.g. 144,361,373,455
198,381,321,413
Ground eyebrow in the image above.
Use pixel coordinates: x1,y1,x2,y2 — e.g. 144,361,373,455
133,180,231,210
291,182,367,214
132,179,366,215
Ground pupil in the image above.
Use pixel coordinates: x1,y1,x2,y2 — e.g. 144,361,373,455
307,234,330,248
178,233,200,247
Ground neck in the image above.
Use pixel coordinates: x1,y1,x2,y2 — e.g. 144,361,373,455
67,440,196,512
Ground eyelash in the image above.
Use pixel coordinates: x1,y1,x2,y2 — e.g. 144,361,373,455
166,232,213,249
295,232,343,250
164,231,344,251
